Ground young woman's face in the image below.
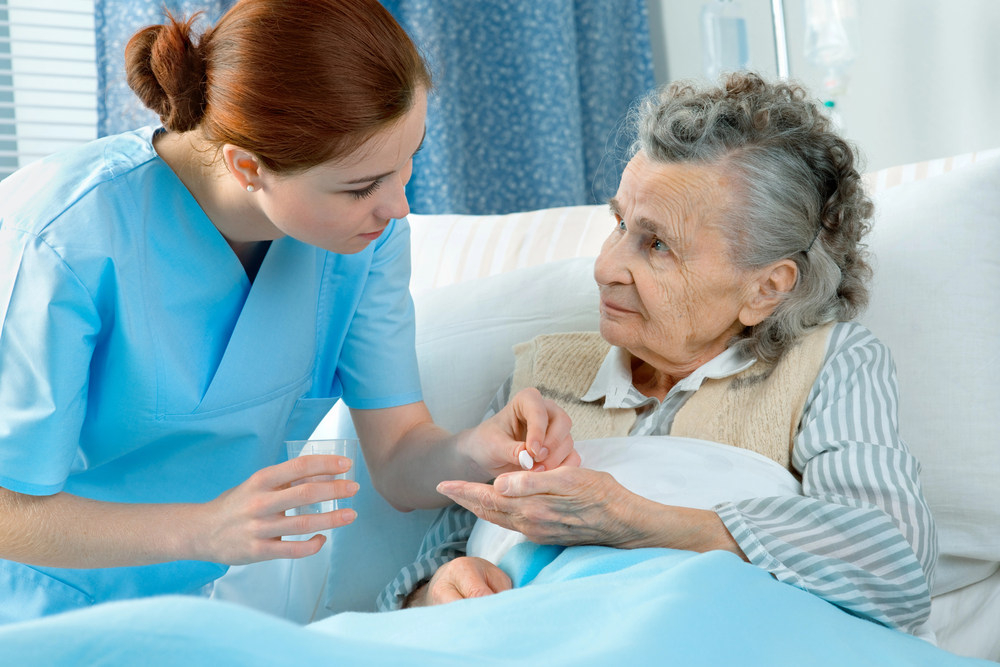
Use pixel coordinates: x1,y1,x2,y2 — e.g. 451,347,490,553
254,87,428,254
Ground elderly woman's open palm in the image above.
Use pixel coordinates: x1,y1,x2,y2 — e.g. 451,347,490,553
439,467,744,555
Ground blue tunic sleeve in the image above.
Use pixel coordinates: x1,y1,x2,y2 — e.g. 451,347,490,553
335,217,423,410
0,229,101,496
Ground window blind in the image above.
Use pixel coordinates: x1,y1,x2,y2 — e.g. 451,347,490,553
0,0,96,181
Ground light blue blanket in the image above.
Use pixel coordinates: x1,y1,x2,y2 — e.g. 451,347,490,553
0,545,990,666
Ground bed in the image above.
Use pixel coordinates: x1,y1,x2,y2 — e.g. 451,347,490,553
2,150,998,664
206,147,1000,662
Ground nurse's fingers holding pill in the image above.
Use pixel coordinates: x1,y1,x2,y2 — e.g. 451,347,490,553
471,388,577,477
535,432,580,472
514,390,573,464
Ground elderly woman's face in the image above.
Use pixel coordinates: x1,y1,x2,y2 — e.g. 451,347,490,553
595,153,760,373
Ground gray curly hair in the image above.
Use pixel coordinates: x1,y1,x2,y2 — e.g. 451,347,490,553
629,71,874,363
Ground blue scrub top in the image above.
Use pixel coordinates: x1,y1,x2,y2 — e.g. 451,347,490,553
0,127,423,623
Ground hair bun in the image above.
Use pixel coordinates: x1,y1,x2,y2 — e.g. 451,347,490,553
125,13,207,133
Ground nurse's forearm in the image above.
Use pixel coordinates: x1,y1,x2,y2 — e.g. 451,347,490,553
0,454,356,568
352,403,495,511
0,486,201,568
363,424,480,511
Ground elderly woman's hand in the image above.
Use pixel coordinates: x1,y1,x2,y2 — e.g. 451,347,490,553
437,467,748,557
404,557,512,608
465,388,581,479
438,467,648,548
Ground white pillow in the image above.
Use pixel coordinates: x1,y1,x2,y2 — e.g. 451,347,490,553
413,255,599,433
408,206,611,295
859,155,1000,595
468,436,802,565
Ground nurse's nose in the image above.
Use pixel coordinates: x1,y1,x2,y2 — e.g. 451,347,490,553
377,176,410,221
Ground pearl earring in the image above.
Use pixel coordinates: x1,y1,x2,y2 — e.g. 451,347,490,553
246,184,255,192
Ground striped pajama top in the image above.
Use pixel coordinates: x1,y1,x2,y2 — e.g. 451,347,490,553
377,321,938,634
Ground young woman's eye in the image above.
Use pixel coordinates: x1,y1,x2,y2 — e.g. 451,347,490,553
349,180,381,200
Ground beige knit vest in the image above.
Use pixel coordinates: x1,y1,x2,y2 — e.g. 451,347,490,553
510,323,834,471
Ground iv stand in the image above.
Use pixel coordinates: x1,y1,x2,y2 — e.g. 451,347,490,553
770,0,791,78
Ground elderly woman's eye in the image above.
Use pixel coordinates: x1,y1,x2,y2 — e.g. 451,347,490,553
652,239,668,252
617,218,627,232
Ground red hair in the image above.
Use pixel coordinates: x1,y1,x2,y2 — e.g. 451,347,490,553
125,0,431,173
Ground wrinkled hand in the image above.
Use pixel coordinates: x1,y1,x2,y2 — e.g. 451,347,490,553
197,455,360,565
437,466,646,549
466,387,581,479
405,557,512,608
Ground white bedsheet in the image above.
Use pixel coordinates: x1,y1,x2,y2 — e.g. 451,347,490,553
929,562,1000,661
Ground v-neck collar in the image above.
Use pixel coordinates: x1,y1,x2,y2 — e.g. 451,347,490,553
139,127,321,416
145,126,253,292
192,235,319,415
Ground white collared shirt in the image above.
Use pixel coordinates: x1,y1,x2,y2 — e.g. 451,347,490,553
579,344,755,436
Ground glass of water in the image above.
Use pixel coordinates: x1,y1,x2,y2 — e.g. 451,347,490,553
284,438,358,515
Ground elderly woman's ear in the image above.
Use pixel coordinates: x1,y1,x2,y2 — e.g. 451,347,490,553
737,259,798,327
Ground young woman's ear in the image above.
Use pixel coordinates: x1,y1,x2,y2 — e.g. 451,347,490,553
738,259,798,327
222,145,262,192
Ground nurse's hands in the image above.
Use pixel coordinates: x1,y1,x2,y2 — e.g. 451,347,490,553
403,557,512,608
465,387,580,480
349,392,577,511
197,454,360,565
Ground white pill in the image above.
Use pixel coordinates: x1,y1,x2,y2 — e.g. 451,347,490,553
518,450,535,470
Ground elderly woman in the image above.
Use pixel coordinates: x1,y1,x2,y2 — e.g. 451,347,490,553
378,72,937,635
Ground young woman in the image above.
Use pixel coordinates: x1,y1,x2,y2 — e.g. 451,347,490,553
0,0,574,624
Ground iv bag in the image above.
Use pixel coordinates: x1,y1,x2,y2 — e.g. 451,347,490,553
701,0,749,82
803,0,861,98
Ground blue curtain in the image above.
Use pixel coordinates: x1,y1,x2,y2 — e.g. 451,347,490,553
383,0,655,214
95,1,655,214
95,1,232,137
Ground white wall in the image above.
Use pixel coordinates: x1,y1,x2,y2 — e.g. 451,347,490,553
646,0,1000,171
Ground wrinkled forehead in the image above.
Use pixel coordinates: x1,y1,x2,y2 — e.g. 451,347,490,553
615,153,733,232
